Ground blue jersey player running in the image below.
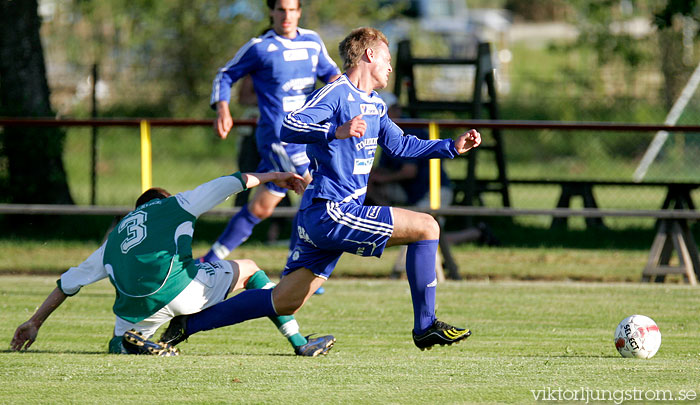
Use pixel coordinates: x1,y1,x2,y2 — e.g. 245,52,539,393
202,0,341,264
156,27,481,353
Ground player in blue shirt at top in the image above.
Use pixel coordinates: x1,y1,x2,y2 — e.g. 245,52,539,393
157,27,481,352
202,0,341,265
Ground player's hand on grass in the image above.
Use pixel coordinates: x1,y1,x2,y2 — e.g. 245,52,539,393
335,114,366,139
214,101,234,139
454,129,481,154
11,321,39,351
271,172,306,195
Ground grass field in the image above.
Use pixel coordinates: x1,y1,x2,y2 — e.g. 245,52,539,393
0,241,668,282
1,276,699,404
1,212,697,403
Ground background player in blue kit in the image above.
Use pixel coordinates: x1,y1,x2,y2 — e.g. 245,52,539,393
157,27,482,352
202,0,341,265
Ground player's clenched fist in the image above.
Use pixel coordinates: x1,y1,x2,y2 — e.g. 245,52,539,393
335,114,366,139
454,129,482,154
214,101,234,139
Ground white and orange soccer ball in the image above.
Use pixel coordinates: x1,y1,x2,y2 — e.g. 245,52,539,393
614,315,661,359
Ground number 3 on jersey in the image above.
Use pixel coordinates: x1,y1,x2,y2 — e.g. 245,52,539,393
119,211,147,253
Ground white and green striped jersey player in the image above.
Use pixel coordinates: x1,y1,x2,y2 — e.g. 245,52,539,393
57,171,307,347
58,172,248,323
11,171,334,355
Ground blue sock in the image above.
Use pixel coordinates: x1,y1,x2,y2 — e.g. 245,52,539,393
288,212,300,252
405,239,438,334
203,204,261,261
185,289,276,335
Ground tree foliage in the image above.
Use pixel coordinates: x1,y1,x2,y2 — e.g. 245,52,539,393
0,0,410,205
566,0,699,108
653,0,699,29
42,0,408,117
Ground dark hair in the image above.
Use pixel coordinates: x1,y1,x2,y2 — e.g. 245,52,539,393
338,27,389,70
266,0,302,32
135,187,171,208
266,0,301,10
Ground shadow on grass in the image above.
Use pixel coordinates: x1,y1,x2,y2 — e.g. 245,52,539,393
2,213,698,252
0,215,117,242
1,349,107,355
523,353,622,359
448,216,700,251
0,214,290,245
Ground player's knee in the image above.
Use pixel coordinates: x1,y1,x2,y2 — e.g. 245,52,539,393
232,259,260,278
418,213,440,240
249,201,275,219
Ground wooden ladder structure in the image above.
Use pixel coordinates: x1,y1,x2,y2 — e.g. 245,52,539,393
393,39,510,279
393,39,510,209
642,219,699,285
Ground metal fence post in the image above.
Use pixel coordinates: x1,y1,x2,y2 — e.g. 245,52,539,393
429,121,441,210
90,63,99,204
140,120,152,192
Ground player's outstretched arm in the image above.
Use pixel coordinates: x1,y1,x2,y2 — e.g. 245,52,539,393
177,172,304,218
454,129,482,154
214,101,234,139
242,172,306,195
11,287,68,351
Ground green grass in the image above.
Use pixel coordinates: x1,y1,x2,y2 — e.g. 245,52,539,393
0,240,666,283
3,213,697,283
64,126,242,206
1,276,698,403
61,123,700,207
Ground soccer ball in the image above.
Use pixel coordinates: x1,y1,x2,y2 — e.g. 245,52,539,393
614,315,661,359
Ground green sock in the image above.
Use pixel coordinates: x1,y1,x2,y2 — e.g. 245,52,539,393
246,270,308,348
108,336,127,354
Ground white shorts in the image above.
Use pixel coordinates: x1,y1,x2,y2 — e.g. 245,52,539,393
113,261,235,338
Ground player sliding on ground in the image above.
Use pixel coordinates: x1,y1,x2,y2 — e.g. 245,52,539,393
11,171,335,357
156,27,480,352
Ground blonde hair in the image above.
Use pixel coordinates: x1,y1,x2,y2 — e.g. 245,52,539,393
338,27,389,70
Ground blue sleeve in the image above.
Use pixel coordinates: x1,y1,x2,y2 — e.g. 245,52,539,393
378,115,458,159
315,36,341,83
210,39,261,109
281,87,338,144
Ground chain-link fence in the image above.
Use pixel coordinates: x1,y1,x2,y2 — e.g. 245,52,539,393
3,115,699,234
56,119,699,210
61,123,246,207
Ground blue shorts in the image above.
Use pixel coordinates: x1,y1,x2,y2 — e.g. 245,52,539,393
283,200,394,279
255,135,310,196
